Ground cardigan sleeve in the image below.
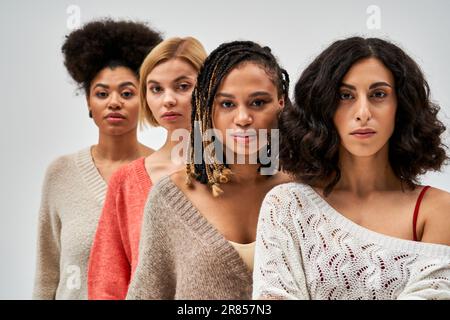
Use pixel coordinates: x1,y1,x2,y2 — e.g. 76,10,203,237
32,160,62,299
397,258,450,300
252,185,310,300
88,170,131,300
126,188,176,300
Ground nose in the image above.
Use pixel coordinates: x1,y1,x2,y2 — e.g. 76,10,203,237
355,97,372,124
107,92,122,110
163,90,177,108
234,106,253,127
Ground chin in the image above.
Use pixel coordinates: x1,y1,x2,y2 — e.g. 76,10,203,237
104,127,134,137
345,147,382,158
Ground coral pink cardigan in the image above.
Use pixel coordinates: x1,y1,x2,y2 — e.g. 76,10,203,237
88,157,152,299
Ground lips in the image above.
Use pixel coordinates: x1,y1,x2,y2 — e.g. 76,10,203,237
231,133,257,138
230,131,257,144
350,127,376,138
105,112,126,119
105,112,126,124
161,112,182,120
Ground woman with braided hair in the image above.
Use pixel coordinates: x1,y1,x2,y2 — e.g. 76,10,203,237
33,19,162,299
126,41,292,299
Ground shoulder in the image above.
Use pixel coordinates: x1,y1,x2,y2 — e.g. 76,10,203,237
424,186,450,208
421,186,450,246
265,181,309,200
40,150,84,201
43,150,82,184
145,173,178,210
263,182,312,212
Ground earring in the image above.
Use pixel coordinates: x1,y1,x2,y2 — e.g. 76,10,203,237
89,110,93,118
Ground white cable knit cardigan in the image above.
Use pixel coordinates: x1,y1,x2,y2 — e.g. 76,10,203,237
253,182,450,300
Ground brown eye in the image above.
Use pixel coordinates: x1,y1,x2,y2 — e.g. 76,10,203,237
121,91,134,99
339,92,353,100
251,99,267,107
177,83,191,91
220,101,234,109
371,91,387,99
96,91,108,98
150,86,162,94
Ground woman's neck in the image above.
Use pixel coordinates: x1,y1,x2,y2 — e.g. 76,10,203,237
228,163,267,184
335,145,402,197
156,129,190,164
94,129,143,163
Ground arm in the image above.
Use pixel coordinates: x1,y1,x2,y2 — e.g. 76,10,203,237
398,188,450,300
32,162,62,300
420,188,450,246
252,185,310,300
126,189,176,300
88,171,131,300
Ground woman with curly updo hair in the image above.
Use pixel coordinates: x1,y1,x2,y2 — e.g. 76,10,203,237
33,19,162,299
253,37,450,300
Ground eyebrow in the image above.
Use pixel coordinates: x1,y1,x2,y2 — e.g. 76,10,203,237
93,82,136,89
215,91,272,99
340,82,392,90
369,82,392,89
147,75,194,85
215,92,235,99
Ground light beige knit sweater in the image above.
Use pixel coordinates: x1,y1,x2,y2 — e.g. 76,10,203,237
126,176,253,300
33,147,107,299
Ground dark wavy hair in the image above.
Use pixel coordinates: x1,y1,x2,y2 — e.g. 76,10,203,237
61,18,162,95
280,37,448,195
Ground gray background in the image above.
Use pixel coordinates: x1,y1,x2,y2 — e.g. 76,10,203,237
0,0,449,299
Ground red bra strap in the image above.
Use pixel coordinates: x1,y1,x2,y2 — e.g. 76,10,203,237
413,186,431,241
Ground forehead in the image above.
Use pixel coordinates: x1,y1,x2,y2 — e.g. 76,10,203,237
147,58,197,82
92,66,137,84
217,62,277,93
342,57,395,86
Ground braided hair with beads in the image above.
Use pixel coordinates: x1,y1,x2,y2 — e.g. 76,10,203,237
186,41,290,197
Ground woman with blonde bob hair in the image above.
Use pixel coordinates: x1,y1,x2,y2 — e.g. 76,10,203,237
88,36,207,299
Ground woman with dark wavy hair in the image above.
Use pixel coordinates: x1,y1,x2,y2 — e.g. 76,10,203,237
33,19,162,299
253,37,450,300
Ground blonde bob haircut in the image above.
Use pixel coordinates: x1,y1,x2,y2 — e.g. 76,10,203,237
139,36,207,127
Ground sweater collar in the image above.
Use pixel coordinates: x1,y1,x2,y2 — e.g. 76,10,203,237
75,146,107,206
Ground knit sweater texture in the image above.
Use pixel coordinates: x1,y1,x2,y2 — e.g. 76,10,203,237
88,157,152,299
33,147,107,299
126,176,253,300
253,182,450,300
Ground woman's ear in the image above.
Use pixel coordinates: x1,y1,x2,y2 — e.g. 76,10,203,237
86,96,92,118
278,97,285,110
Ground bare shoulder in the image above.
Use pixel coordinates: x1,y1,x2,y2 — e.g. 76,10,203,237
421,187,450,246
169,168,188,187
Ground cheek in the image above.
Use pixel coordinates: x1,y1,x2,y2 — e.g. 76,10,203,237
332,108,348,136
380,107,397,136
146,95,160,114
88,96,102,111
180,92,193,110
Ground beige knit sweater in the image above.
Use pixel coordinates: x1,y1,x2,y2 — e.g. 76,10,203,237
126,176,253,300
33,147,107,299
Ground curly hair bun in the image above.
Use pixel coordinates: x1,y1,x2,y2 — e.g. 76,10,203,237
62,18,162,92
